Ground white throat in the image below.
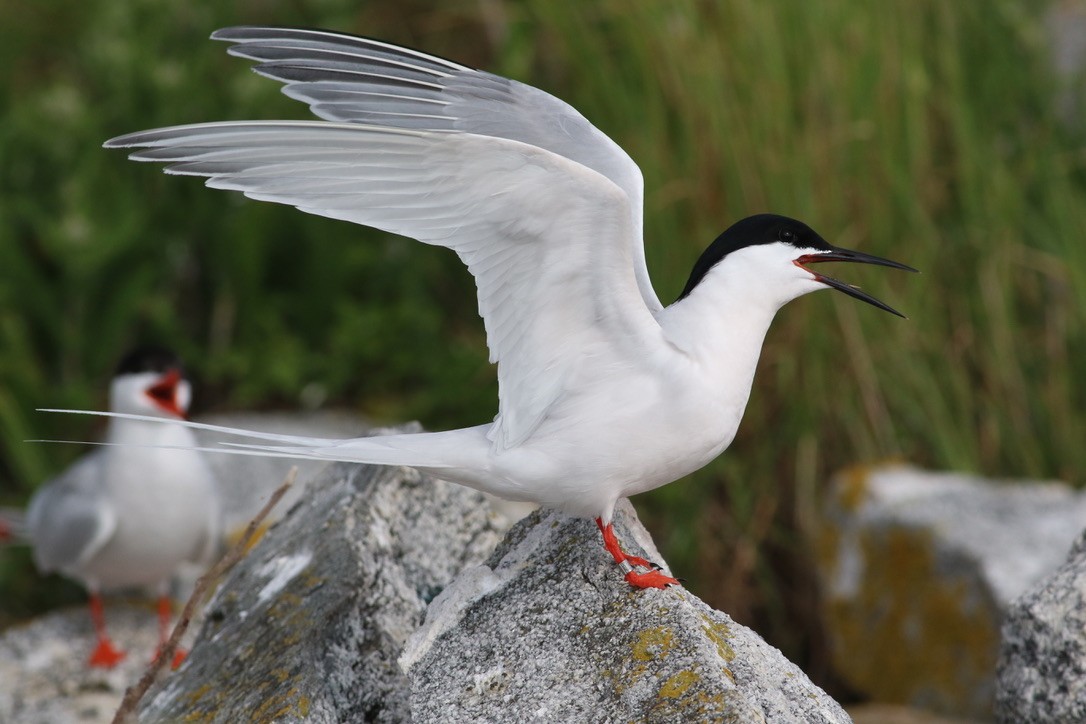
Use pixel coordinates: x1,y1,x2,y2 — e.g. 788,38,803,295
657,243,822,413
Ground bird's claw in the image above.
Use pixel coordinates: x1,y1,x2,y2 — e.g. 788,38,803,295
623,554,663,571
624,569,681,590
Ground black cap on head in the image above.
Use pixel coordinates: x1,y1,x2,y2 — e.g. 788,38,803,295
114,345,184,377
677,214,830,301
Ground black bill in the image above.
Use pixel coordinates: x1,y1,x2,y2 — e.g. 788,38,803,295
794,248,918,318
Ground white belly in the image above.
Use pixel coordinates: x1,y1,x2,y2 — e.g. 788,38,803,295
483,364,745,518
83,432,219,591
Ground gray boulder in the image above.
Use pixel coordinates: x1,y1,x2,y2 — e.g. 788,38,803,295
995,529,1086,723
140,461,506,722
0,412,379,724
141,455,847,722
816,465,1086,718
403,500,851,723
0,602,188,724
3,418,848,722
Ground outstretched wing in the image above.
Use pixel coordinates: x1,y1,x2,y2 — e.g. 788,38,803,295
210,26,662,315
106,122,665,450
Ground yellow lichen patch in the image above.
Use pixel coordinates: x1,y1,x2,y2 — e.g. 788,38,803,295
607,627,676,696
699,615,736,663
182,683,227,721
649,686,737,720
631,626,675,662
224,521,274,553
658,669,700,698
184,683,216,708
269,667,292,684
826,526,1000,717
836,465,872,513
264,591,312,647
250,685,308,723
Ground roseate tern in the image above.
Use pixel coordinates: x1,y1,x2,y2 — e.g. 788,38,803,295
63,27,915,589
19,347,220,667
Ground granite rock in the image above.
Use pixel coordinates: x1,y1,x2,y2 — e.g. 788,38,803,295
140,461,505,722
0,602,195,724
138,461,847,722
404,500,851,723
995,529,1086,723
817,465,1086,718
7,421,850,723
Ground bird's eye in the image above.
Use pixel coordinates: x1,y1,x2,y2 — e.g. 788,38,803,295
778,228,796,243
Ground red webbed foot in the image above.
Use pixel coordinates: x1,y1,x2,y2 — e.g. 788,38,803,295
88,638,126,668
86,593,126,668
595,517,680,589
625,568,681,589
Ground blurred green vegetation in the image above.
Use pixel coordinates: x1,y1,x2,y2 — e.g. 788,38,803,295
1,0,1083,685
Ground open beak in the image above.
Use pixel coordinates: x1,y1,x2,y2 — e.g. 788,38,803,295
794,248,918,318
145,368,187,419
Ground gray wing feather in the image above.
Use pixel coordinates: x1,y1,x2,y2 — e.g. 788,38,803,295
211,26,661,314
105,121,655,449
26,452,116,573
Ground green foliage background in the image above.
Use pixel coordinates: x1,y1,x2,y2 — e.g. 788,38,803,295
1,0,1083,680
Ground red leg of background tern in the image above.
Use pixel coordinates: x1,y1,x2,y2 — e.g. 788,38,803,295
154,595,186,669
595,518,679,589
87,593,126,668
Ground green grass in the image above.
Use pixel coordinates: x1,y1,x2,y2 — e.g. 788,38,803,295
1,0,1082,678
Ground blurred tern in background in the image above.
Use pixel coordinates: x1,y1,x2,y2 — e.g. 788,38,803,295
63,27,915,589
13,347,220,667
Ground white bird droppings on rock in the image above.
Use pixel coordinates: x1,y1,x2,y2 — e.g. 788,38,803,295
255,550,313,604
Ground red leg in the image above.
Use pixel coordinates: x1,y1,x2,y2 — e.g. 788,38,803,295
154,595,186,669
156,595,172,645
595,518,679,589
87,593,126,668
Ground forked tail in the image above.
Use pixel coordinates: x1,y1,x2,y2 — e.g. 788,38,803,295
37,409,492,472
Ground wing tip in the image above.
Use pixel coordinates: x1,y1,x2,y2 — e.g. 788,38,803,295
211,25,269,42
